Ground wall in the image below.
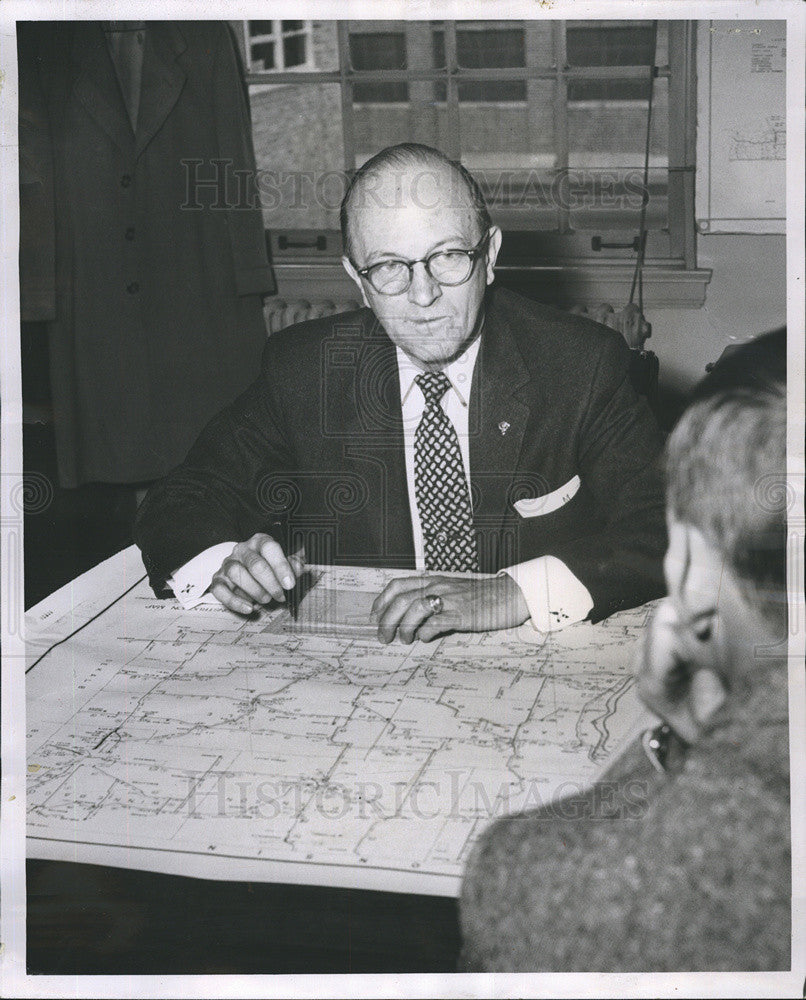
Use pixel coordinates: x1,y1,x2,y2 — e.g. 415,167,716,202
649,233,786,393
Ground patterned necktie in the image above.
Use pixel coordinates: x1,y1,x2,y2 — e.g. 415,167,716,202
414,371,478,572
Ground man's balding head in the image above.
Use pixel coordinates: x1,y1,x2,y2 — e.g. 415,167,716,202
340,143,491,260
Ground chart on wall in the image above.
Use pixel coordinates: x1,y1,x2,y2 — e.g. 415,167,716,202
696,20,786,234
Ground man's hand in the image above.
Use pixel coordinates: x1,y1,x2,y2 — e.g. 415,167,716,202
636,597,727,745
210,533,305,615
370,573,529,644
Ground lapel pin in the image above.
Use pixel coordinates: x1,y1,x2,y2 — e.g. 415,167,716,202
498,421,511,436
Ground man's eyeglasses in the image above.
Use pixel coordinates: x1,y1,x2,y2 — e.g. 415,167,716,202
350,232,491,296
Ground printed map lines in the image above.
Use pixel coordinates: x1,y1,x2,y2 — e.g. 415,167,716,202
576,674,636,762
27,564,652,893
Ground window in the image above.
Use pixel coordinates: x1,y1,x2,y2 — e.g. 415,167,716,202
243,20,312,72
233,20,705,304
350,31,407,102
566,21,658,100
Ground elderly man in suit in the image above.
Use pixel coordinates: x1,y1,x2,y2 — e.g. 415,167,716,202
459,330,790,971
135,142,666,642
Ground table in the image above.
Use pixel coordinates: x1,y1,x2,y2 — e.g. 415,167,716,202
26,547,653,973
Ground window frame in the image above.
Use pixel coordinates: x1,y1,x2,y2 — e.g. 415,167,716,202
242,20,314,74
238,20,709,307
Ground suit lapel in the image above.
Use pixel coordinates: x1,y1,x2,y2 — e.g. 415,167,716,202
70,23,135,155
338,314,415,567
470,293,536,565
134,23,187,161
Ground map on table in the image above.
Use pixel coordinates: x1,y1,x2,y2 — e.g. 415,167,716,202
26,547,653,896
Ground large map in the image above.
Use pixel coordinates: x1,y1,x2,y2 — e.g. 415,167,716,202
26,547,653,896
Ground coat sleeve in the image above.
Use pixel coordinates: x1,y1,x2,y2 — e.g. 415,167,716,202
549,331,667,621
133,337,292,594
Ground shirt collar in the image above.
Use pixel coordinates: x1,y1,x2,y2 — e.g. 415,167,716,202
397,329,483,410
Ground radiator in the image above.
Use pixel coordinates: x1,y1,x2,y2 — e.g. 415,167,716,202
263,298,360,336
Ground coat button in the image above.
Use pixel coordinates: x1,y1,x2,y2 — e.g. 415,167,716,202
121,174,132,187
125,226,135,240
126,281,140,294
436,530,448,545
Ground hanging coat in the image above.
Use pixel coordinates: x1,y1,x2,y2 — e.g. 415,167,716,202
18,21,276,487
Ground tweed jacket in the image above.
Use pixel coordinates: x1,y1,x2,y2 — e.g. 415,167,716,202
460,660,790,971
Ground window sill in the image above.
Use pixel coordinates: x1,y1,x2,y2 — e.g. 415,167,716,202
270,261,712,310
495,263,712,309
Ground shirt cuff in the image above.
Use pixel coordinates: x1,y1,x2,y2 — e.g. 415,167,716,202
500,556,594,633
168,542,237,609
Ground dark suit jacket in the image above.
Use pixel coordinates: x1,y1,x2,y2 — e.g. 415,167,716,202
17,21,275,486
135,287,667,621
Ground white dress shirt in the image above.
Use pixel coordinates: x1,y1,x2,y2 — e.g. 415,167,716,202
169,336,593,631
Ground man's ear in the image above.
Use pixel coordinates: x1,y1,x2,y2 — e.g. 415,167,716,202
665,520,724,641
660,520,730,736
484,226,503,286
342,256,372,309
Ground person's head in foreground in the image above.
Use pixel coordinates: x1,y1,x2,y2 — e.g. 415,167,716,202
638,328,788,744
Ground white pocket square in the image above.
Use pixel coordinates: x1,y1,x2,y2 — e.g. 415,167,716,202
514,475,581,518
